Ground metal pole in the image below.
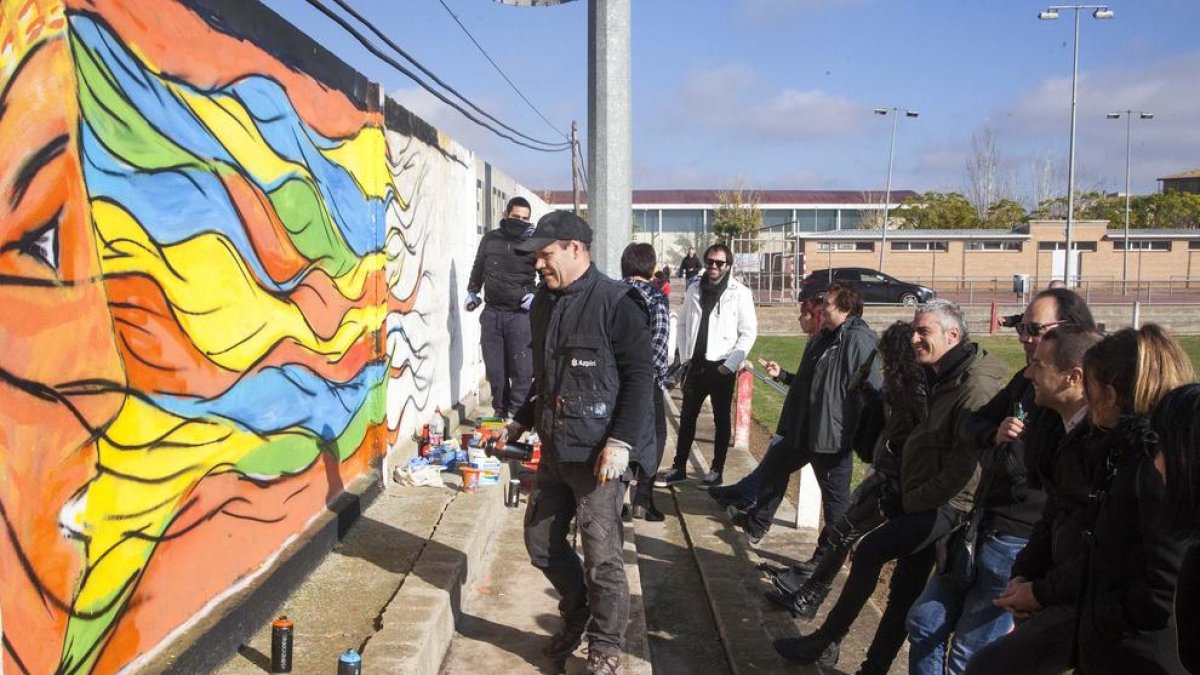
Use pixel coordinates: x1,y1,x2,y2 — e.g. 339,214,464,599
1064,7,1080,285
1123,112,1132,294
880,110,899,273
587,0,632,278
571,120,580,214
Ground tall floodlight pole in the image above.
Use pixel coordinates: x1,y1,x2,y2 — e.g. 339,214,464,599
1107,109,1154,294
1039,5,1114,285
874,107,918,274
588,0,631,277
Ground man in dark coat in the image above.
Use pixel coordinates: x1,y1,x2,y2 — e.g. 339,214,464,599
510,211,654,675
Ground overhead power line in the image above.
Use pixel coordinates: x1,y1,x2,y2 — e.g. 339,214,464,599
301,0,570,152
435,0,570,141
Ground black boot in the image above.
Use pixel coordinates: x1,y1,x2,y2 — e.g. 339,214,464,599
633,494,666,522
773,631,840,666
790,580,831,620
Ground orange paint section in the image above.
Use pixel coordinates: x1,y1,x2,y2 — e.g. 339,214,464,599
0,33,124,675
66,0,381,139
91,433,380,674
218,171,310,286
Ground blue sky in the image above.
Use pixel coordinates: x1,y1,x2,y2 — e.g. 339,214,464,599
259,0,1200,202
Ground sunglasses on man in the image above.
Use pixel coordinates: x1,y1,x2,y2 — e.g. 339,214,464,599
1015,320,1070,338
704,258,728,268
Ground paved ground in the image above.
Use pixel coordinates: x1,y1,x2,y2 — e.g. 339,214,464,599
208,392,903,674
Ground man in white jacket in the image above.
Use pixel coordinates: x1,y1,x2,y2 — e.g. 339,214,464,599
657,243,757,487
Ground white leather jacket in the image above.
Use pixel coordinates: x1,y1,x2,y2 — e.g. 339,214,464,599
676,275,758,372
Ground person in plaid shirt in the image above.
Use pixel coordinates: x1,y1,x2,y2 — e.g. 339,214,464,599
622,243,670,521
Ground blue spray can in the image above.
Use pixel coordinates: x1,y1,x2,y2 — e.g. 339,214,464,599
338,648,362,675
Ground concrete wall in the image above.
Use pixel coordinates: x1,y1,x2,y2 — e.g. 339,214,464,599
0,1,544,672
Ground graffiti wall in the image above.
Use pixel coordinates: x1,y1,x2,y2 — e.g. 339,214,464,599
0,0,542,671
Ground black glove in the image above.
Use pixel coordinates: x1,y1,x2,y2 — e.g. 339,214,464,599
878,485,905,519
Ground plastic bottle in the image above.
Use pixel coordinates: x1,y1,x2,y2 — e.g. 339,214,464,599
430,408,445,446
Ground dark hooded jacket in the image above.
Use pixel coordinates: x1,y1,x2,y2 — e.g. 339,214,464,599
467,217,537,310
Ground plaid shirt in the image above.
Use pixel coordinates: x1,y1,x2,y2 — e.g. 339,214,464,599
627,278,671,390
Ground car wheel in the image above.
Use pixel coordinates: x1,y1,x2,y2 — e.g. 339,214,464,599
900,292,919,306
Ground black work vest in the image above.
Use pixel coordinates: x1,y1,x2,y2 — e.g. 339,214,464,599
529,266,651,466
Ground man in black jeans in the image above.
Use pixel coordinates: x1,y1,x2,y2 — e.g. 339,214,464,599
775,300,1005,675
510,212,655,675
679,247,701,284
657,243,757,488
729,282,879,558
466,196,537,419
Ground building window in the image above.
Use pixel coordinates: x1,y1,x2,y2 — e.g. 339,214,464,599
632,209,657,233
1189,240,1200,250
966,241,1022,251
1112,240,1171,251
818,241,875,252
660,209,704,233
1038,241,1097,252
891,241,948,252
763,209,794,230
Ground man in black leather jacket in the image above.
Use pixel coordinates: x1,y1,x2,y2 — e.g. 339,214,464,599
466,197,538,418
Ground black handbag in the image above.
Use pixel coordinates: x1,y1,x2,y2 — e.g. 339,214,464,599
936,477,990,591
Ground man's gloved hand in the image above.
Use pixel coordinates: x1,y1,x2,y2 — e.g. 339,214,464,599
520,292,535,311
595,439,631,484
505,420,525,443
465,292,481,312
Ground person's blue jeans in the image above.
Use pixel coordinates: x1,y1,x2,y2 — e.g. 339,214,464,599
906,532,1027,675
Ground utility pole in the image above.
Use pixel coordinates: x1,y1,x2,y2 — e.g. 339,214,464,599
570,120,581,214
587,0,631,277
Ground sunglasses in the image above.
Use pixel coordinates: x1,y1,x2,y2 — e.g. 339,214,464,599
704,258,728,268
1015,320,1070,338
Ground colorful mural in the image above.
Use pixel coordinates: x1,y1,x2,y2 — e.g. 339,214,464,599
0,0,474,671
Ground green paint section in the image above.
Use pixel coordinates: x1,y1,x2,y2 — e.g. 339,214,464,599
269,179,359,277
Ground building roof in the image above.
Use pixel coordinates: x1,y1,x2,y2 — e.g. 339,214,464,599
541,189,919,206
796,228,1027,240
1159,169,1200,180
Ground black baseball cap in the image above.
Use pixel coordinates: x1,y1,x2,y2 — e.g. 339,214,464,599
515,210,593,253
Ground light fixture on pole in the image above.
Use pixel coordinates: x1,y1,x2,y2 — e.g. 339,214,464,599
1107,109,1154,295
1038,4,1114,285
874,107,919,274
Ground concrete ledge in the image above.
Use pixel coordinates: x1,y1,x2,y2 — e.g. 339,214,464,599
146,470,385,674
367,467,508,673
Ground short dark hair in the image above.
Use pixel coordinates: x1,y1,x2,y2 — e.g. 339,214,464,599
1039,325,1102,371
704,243,733,267
825,281,864,317
505,196,531,214
1034,288,1096,331
1152,383,1200,537
621,242,657,279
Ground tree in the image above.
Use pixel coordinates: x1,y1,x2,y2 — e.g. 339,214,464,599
891,191,981,230
964,127,1012,219
712,185,762,247
1138,192,1200,229
983,198,1028,229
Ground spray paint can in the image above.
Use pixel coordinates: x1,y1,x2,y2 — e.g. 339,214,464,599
270,616,293,672
338,648,362,675
506,478,521,507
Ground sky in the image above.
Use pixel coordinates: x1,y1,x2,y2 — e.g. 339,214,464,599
258,0,1200,202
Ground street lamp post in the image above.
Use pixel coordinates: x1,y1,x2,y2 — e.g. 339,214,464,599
1038,5,1113,286
875,107,918,274
1107,110,1154,295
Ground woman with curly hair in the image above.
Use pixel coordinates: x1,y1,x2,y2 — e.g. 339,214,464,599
1075,325,1194,674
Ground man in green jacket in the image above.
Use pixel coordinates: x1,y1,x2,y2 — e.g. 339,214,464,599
776,299,1005,675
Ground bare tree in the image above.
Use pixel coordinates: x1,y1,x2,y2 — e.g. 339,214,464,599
1027,150,1065,211
964,127,1011,218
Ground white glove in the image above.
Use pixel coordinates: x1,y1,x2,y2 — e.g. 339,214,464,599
595,439,630,484
465,291,481,311
520,292,535,311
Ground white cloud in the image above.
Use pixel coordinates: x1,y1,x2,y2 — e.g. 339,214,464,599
661,64,869,144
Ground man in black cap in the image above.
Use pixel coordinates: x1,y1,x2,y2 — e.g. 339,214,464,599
466,196,538,419
509,210,655,675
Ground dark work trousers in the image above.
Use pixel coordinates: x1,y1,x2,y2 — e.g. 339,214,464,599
634,389,667,504
524,457,629,653
962,603,1075,675
479,305,532,417
670,361,736,474
746,445,854,549
815,506,959,675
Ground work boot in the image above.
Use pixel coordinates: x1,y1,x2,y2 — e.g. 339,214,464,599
772,549,824,594
582,646,622,675
790,581,832,620
727,505,767,546
632,495,665,522
542,620,586,660
773,631,840,666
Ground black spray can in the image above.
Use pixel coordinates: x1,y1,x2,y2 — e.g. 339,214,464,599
338,648,362,675
270,616,293,672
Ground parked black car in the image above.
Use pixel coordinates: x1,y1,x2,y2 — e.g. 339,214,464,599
800,267,935,305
